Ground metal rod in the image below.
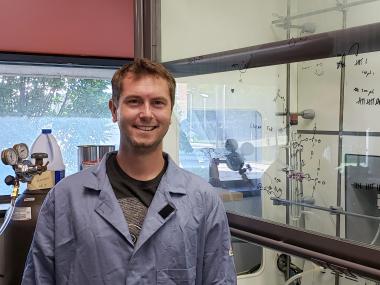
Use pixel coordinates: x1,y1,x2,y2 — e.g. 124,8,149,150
271,197,380,222
285,1,291,280
134,0,144,59
336,9,348,285
230,227,380,281
285,0,291,228
227,212,380,281
164,22,380,77
272,0,380,24
297,130,380,136
150,0,161,62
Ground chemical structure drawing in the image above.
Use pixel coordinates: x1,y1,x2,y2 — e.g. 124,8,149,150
273,88,286,124
293,124,322,160
290,124,327,196
258,122,327,199
273,88,285,103
257,174,283,198
303,162,327,195
301,62,324,76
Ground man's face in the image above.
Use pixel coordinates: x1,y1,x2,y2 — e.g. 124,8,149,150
109,74,172,153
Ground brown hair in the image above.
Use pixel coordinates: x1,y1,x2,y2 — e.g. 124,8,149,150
111,58,176,109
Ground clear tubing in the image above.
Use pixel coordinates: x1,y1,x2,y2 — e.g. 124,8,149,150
0,198,15,235
370,224,380,245
284,266,323,285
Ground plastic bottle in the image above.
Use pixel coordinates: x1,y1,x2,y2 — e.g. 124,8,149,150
30,129,65,185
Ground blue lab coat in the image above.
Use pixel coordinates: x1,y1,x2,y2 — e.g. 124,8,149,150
22,153,237,284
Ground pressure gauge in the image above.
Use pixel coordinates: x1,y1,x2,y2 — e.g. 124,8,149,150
1,148,19,166
13,143,29,160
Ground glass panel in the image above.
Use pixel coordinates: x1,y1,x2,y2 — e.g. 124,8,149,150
282,1,343,36
292,0,341,15
161,1,380,62
233,240,379,284
174,66,286,274
291,50,380,247
161,0,380,61
163,0,380,279
231,237,262,276
161,0,288,61
347,1,380,27
0,66,118,195
341,50,380,247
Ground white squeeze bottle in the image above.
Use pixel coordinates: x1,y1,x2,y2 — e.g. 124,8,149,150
30,129,65,185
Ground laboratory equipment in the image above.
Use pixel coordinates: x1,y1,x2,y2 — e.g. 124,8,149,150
30,129,65,185
78,145,115,171
0,142,53,284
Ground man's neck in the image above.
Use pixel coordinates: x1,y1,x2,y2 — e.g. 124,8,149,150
116,147,165,181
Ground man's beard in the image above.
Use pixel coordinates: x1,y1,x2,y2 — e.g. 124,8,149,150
128,138,163,154
121,131,166,154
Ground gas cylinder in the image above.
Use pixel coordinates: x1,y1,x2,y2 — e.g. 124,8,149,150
2,188,50,285
1,132,64,284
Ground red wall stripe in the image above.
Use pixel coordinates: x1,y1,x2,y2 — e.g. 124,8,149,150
0,0,134,58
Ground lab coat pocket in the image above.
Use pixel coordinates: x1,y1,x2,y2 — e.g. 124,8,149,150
157,267,196,285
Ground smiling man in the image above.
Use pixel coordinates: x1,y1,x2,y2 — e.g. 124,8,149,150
22,58,237,285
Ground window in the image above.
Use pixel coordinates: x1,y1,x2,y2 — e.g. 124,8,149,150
0,65,118,195
175,82,265,274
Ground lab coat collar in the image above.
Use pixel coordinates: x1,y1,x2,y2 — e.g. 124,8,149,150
83,151,187,251
81,153,133,245
132,188,176,255
84,151,115,191
83,152,134,245
133,154,187,254
95,185,135,246
84,151,187,195
159,152,187,195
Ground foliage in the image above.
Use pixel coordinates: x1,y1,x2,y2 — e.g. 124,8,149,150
0,75,111,117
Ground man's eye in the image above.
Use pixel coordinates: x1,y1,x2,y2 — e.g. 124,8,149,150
127,99,139,105
153,100,165,106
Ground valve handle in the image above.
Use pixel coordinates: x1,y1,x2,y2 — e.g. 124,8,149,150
31,153,48,166
4,175,15,186
31,153,48,159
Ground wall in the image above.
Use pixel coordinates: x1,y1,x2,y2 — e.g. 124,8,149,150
161,0,286,61
0,0,134,58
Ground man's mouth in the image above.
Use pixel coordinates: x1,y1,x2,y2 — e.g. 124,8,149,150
135,125,158,131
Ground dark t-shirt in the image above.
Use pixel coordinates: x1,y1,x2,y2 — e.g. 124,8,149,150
105,152,168,243
106,152,168,206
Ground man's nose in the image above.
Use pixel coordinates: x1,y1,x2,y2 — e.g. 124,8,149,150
139,103,153,119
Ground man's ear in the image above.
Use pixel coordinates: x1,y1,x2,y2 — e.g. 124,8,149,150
109,99,118,122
